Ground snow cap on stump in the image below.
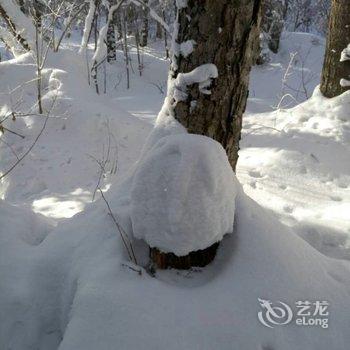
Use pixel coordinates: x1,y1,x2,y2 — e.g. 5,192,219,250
130,133,238,256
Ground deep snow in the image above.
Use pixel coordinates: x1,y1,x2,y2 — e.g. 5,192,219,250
1,31,350,349
131,133,237,255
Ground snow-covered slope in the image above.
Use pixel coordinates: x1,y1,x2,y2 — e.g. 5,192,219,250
1,32,350,350
0,47,160,219
1,181,350,350
239,88,350,260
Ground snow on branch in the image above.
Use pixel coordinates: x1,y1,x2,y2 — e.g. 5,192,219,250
0,0,35,51
340,79,350,88
79,0,97,53
0,25,22,56
172,64,218,103
340,44,350,62
90,1,125,63
339,43,350,88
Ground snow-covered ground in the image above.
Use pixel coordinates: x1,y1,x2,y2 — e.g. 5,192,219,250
1,32,350,349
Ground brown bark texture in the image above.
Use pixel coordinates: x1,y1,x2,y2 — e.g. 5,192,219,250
320,0,350,98
173,0,262,171
150,242,219,270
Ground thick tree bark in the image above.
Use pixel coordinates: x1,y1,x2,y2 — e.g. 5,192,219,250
320,0,350,98
150,0,262,270
173,0,262,170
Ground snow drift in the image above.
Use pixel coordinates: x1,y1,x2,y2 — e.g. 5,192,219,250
1,31,350,350
131,133,237,255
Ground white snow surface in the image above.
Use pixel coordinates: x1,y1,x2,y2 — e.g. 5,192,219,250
1,31,350,350
340,78,350,87
131,133,237,255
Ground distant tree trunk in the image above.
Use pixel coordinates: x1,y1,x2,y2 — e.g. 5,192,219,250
264,0,284,53
173,0,262,170
150,0,262,270
0,4,30,51
320,0,350,98
257,0,284,64
156,21,162,39
116,12,123,40
162,9,169,58
282,0,289,19
106,11,116,62
140,0,148,47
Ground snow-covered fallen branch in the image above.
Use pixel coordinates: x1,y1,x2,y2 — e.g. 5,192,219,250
0,0,35,51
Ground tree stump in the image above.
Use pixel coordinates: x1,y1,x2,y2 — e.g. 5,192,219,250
150,242,219,270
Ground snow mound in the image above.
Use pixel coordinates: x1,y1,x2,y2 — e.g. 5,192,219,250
130,133,237,256
239,86,350,259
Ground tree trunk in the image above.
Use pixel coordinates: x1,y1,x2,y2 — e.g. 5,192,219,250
320,0,350,98
150,243,219,270
173,0,262,170
263,0,284,53
150,0,262,270
106,11,117,62
140,0,149,47
156,21,162,39
257,0,284,64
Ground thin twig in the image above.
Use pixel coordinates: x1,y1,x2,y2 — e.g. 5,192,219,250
98,188,138,266
0,138,20,160
0,94,57,180
0,126,25,139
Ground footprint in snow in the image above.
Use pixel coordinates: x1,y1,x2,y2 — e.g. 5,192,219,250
248,170,264,178
330,195,342,202
337,182,348,189
283,205,294,214
249,181,257,189
327,270,345,284
261,344,274,350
